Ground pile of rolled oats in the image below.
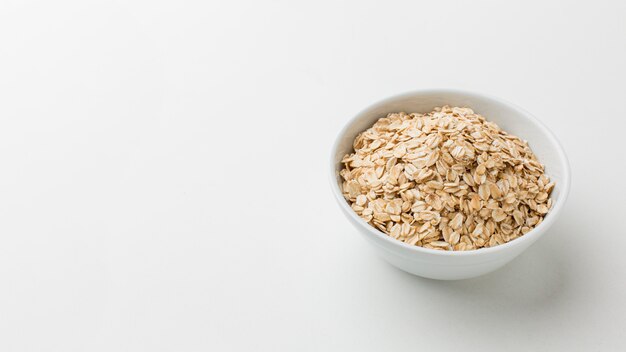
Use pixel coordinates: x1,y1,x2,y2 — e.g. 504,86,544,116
340,106,554,251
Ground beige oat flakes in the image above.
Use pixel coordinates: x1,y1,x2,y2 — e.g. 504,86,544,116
340,106,554,251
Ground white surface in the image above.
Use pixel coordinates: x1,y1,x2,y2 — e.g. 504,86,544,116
0,0,624,351
331,90,571,280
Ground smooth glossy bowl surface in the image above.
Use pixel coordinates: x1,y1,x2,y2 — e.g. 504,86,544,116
330,89,571,280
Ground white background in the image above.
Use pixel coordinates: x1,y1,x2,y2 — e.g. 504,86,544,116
0,0,625,351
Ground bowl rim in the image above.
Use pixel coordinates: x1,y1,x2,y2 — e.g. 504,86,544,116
329,88,571,257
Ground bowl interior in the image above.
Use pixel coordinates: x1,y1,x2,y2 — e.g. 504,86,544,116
332,90,569,238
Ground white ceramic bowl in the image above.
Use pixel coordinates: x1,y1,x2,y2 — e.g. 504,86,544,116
330,89,571,280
